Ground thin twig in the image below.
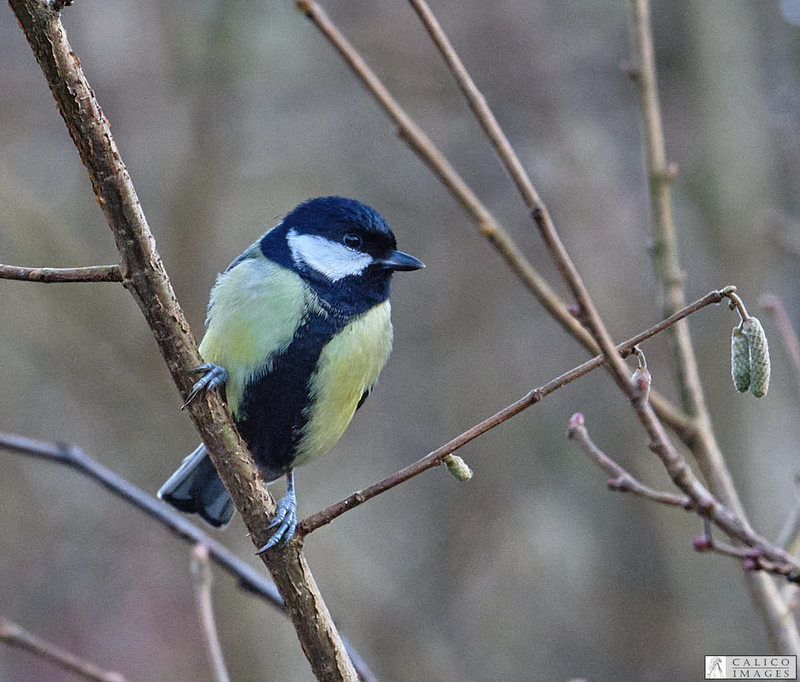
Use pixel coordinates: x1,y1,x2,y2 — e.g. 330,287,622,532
8,2,360,678
568,415,800,583
776,477,800,606
407,0,546,216
567,413,691,509
0,615,125,682
626,0,798,653
626,370,800,574
0,432,378,682
627,0,740,500
695,522,800,585
191,545,231,682
760,294,800,398
0,263,122,283
405,0,628,394
626,0,684,318
407,0,596,323
300,287,734,535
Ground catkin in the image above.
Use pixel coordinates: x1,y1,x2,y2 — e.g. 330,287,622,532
730,327,751,393
742,317,771,398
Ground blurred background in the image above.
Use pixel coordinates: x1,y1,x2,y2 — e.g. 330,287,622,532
2,0,800,680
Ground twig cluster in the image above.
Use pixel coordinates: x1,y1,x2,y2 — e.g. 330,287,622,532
295,0,800,653
569,414,800,584
4,0,800,677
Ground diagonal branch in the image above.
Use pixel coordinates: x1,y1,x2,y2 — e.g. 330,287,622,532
8,2,359,678
0,432,282,608
405,0,628,394
405,0,632,402
408,0,545,214
0,263,122,283
0,616,125,682
300,287,734,534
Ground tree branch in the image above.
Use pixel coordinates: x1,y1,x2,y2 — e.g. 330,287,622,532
7,2,359,678
407,0,545,220
300,287,733,534
695,521,800,585
404,0,629,396
403,5,633,410
0,616,125,682
0,432,282,607
0,263,122,283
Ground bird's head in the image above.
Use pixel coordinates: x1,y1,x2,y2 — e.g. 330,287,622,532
260,196,424,309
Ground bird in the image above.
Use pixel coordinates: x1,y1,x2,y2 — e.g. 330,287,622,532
157,196,424,552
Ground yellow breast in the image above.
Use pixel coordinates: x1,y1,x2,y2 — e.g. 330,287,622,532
198,258,319,417
294,300,393,466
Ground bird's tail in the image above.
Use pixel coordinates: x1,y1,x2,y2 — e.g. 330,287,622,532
157,443,235,527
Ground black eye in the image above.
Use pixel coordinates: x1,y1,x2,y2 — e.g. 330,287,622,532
343,233,362,249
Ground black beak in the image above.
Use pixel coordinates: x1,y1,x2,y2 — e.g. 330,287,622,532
376,249,425,272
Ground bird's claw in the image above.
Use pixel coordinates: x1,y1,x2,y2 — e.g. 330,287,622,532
255,489,297,554
181,363,228,410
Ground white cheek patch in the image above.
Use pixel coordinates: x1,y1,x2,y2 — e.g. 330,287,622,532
287,229,374,281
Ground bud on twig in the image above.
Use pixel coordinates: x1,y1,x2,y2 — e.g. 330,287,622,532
631,346,651,402
693,535,713,552
443,454,473,481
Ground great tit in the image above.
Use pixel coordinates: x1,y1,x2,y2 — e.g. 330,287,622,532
158,196,423,551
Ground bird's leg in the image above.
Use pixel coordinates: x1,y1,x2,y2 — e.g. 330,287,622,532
181,363,228,410
256,471,298,553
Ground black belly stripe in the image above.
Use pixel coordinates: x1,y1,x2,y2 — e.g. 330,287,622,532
235,310,346,481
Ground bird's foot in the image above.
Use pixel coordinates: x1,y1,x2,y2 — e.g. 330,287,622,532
181,363,228,409
256,478,298,553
